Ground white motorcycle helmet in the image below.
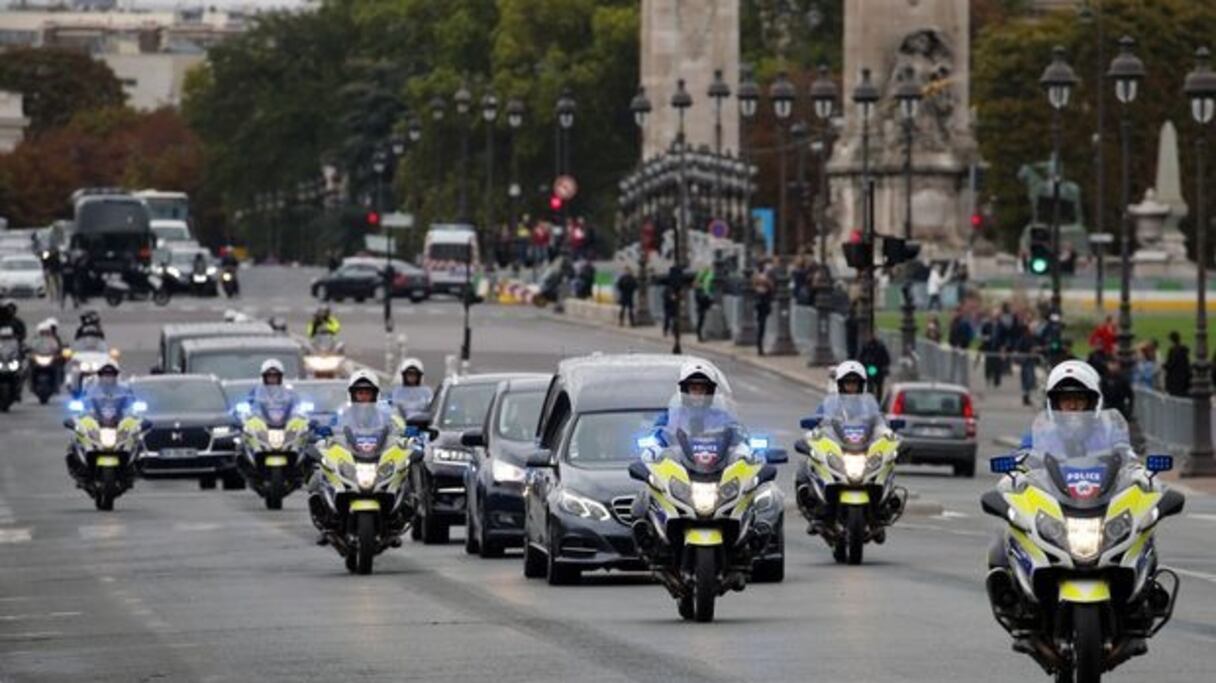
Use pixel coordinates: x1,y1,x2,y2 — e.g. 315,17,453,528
260,358,285,384
398,357,424,385
677,360,720,409
1045,360,1104,416
833,360,868,395
96,359,121,387
347,369,381,402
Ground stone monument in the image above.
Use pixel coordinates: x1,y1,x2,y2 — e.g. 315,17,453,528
1130,121,1191,273
639,0,740,159
826,0,979,257
0,91,29,153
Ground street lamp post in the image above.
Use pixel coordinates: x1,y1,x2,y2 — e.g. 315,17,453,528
1108,35,1146,451
372,148,392,332
429,96,446,214
708,69,731,223
671,79,693,354
768,72,798,357
454,83,472,222
734,66,761,347
895,65,923,376
809,65,838,366
556,88,576,235
1039,47,1079,356
853,68,880,346
461,234,474,361
630,86,655,326
481,92,499,264
506,97,524,270
1184,47,1216,477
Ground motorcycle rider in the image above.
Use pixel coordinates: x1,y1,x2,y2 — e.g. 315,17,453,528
245,359,300,414
649,360,745,446
75,310,105,340
306,307,340,338
0,299,26,344
389,357,433,420
65,359,136,480
29,321,63,391
818,361,868,410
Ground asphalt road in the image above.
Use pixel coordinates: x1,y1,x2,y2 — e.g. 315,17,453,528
3,267,1216,682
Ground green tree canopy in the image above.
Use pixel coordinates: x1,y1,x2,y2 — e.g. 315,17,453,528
0,47,125,133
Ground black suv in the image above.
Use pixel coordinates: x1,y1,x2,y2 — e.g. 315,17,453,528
131,375,243,490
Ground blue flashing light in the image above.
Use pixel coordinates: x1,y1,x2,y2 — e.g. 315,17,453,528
68,399,85,413
132,400,148,414
748,436,770,450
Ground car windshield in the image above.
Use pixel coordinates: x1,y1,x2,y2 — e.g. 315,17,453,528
566,410,663,469
134,380,227,414
897,389,966,417
1,258,39,271
438,383,497,429
168,251,206,267
77,200,149,233
428,242,472,263
339,266,377,278
495,390,545,442
189,350,301,381
143,197,189,221
294,382,348,413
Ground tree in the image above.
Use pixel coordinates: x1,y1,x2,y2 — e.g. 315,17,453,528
0,47,125,133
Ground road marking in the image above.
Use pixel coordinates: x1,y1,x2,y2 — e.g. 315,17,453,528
0,631,63,641
0,612,82,622
0,528,32,543
1188,513,1216,523
938,510,970,520
79,524,126,540
1173,567,1216,585
900,521,988,538
173,522,221,533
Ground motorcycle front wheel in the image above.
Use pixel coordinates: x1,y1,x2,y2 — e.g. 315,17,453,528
693,546,717,623
355,512,376,575
95,467,116,511
265,468,284,510
846,505,865,566
1072,603,1104,683
153,288,170,306
105,291,122,307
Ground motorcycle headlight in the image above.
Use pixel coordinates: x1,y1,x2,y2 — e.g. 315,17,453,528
168,267,181,277
843,454,868,482
668,478,692,506
304,355,344,372
1103,511,1133,549
491,458,526,483
691,482,718,516
99,428,118,449
206,266,217,275
337,461,356,483
433,447,472,463
557,490,610,521
753,487,776,511
1035,511,1068,550
1066,517,1103,562
267,429,285,449
717,479,740,506
376,461,396,484
5,360,18,370
222,272,233,281
33,355,54,366
78,362,95,373
355,462,377,490
865,454,884,474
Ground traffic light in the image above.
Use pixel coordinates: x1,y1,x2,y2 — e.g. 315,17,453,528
970,213,983,230
366,211,381,228
548,195,563,212
881,237,921,267
842,240,873,270
1027,225,1052,275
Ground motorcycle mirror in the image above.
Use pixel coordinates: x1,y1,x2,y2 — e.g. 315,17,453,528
460,430,485,448
757,464,778,485
1158,489,1185,518
62,418,74,429
627,460,650,482
794,441,811,456
980,490,1011,519
764,448,789,464
799,416,821,431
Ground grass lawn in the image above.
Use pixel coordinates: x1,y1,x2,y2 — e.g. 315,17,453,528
876,310,1216,358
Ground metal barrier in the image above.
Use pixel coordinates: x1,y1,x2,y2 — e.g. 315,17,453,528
1133,386,1213,453
878,329,971,388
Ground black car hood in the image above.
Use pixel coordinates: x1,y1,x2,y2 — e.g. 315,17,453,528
557,463,638,502
145,412,237,429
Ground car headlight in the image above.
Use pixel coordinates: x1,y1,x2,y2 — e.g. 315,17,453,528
433,447,472,463
691,482,718,516
1035,511,1068,549
206,266,217,275
78,362,95,373
557,490,610,521
5,360,18,370
99,428,118,449
1103,511,1133,550
211,425,231,437
355,462,377,490
843,454,868,481
1066,517,1103,562
267,429,285,449
167,266,181,277
491,458,526,483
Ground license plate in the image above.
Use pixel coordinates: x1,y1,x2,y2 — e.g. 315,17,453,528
95,455,120,467
160,448,197,459
917,427,953,438
265,455,288,467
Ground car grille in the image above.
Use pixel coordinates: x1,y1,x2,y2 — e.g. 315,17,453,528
144,426,211,451
3,285,37,298
611,496,636,525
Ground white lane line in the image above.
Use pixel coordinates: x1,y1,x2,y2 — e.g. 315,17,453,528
0,612,83,622
1188,513,1216,523
0,631,63,641
938,510,971,520
0,528,32,543
173,522,221,532
79,524,126,540
900,521,988,538
1173,567,1216,585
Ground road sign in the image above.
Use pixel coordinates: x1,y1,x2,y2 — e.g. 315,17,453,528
553,175,578,201
1088,232,1114,245
708,218,729,239
382,212,414,229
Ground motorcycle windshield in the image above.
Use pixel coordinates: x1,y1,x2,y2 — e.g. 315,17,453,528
73,337,108,353
339,404,390,460
91,397,126,427
311,333,340,354
29,338,58,355
820,394,882,452
674,427,735,475
251,387,293,427
0,339,19,361
663,391,742,438
1025,410,1132,509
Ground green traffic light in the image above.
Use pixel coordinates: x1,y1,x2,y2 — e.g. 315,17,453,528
867,364,878,377
1030,258,1049,274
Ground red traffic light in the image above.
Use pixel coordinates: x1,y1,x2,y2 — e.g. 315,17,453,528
970,213,983,230
548,195,563,211
367,211,381,227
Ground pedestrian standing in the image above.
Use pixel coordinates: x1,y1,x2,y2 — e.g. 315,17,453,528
1088,315,1117,358
753,269,774,356
1163,331,1191,397
1133,341,1158,389
845,300,860,359
926,261,954,311
980,309,1002,388
925,316,942,344
661,275,678,338
615,266,637,327
858,335,891,399
693,264,714,342
1101,356,1134,420
1012,316,1038,406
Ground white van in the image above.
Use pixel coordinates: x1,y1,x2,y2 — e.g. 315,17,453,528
422,224,480,295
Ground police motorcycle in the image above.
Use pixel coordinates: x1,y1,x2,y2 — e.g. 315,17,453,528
64,336,119,396
26,332,60,405
307,375,424,574
220,265,239,298
794,393,906,565
304,332,346,379
630,393,780,623
103,266,170,307
63,384,148,511
982,409,1184,683
236,391,315,510
0,327,23,412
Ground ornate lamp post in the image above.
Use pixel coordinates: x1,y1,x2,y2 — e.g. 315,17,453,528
735,66,761,347
853,67,880,345
630,86,655,326
481,92,499,241
894,65,923,374
555,87,576,232
429,96,446,211
1039,47,1079,355
454,83,472,222
505,97,524,262
809,64,838,366
1184,47,1216,477
1107,35,1146,449
671,78,692,354
708,69,731,223
768,71,798,356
